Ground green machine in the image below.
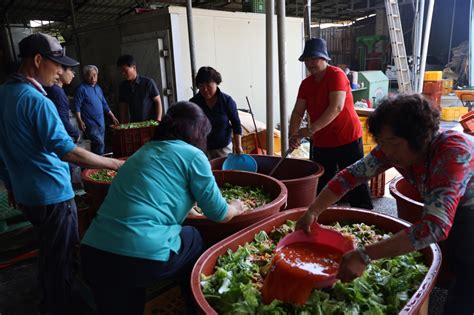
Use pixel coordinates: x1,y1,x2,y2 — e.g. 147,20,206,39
352,71,389,107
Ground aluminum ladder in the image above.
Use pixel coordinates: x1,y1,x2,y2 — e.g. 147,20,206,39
385,0,413,93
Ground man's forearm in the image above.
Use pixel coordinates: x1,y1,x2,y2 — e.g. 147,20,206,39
154,97,162,121
62,147,121,170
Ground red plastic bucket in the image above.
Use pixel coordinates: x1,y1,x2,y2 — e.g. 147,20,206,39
210,154,323,209
185,170,287,246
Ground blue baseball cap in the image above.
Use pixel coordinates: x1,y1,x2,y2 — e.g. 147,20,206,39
299,38,331,62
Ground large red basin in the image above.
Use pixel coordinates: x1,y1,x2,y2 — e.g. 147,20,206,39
210,154,323,209
191,207,441,315
389,176,423,223
184,170,287,246
81,169,112,220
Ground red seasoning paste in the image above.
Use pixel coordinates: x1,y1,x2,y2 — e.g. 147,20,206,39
261,242,342,305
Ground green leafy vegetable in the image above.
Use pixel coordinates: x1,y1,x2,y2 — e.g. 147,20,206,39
115,120,159,129
220,183,271,211
88,169,117,182
194,184,272,214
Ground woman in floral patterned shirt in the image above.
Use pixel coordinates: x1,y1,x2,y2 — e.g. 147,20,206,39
297,94,473,314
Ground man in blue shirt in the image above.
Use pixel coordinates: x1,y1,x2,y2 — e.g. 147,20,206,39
0,33,124,315
74,65,119,155
117,54,162,122
44,66,80,142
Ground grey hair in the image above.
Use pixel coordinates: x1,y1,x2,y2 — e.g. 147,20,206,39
83,65,98,76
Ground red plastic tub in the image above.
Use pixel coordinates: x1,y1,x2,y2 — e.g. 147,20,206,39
389,177,423,224
191,207,441,315
184,170,287,246
210,155,323,209
81,169,114,220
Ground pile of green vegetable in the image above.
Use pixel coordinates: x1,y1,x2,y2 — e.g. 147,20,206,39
221,183,271,211
115,120,159,129
193,183,272,215
88,169,117,183
201,221,428,314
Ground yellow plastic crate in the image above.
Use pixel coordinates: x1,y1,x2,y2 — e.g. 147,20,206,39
440,106,469,121
424,71,443,81
442,79,453,95
359,117,375,154
363,144,376,155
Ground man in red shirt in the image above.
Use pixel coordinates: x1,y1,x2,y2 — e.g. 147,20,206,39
289,38,373,209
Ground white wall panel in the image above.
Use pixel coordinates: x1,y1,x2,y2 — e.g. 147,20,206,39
170,7,305,125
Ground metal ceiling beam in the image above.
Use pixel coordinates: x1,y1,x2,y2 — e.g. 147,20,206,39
62,0,90,20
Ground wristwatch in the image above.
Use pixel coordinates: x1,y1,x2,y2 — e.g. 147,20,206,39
356,246,372,265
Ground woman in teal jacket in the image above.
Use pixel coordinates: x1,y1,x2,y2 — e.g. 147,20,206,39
80,101,242,315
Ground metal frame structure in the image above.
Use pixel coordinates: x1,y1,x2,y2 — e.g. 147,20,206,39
0,0,416,27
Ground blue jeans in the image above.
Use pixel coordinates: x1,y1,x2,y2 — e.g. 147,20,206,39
81,226,205,315
20,199,79,315
85,124,105,156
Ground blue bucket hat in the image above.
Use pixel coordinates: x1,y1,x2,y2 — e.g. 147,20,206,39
299,38,331,62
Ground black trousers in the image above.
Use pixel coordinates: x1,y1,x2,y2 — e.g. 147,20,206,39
311,138,373,209
20,199,79,315
81,226,205,315
444,208,474,315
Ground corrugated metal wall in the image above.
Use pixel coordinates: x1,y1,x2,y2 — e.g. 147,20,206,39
318,26,355,67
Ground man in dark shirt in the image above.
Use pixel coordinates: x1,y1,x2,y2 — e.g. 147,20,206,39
117,54,162,122
44,66,80,142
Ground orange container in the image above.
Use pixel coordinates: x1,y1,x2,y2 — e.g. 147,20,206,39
422,92,442,110
422,80,443,94
369,172,385,198
460,111,474,132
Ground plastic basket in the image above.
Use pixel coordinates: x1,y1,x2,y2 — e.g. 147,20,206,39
459,111,474,132
242,0,265,13
424,71,442,81
0,192,30,234
369,172,385,198
422,92,442,110
359,116,375,155
442,79,453,95
111,125,156,157
422,81,443,94
144,285,185,315
241,133,258,154
440,106,469,122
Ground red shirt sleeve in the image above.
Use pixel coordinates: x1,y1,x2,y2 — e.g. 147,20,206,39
327,68,349,92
